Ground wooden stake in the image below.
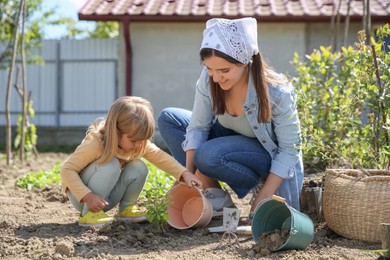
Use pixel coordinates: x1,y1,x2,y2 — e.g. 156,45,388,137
5,0,24,165
300,187,323,221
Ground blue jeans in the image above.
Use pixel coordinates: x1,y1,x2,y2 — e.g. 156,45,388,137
158,107,273,196
158,107,302,210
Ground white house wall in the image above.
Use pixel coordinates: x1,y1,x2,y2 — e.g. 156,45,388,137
257,23,305,76
306,23,369,54
128,23,204,116
125,22,306,119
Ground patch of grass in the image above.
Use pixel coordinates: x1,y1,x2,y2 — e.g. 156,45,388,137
15,158,175,195
141,159,175,198
16,163,62,190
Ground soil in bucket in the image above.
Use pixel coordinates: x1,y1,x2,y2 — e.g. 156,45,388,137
253,229,290,256
251,195,314,252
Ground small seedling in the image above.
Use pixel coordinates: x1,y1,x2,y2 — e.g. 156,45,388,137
144,183,171,233
141,159,175,233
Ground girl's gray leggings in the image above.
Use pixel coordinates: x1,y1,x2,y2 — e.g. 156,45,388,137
67,158,148,216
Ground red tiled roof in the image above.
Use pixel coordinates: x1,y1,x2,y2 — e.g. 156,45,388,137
79,0,390,22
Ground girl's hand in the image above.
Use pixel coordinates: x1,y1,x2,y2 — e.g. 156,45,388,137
180,170,203,188
82,192,109,213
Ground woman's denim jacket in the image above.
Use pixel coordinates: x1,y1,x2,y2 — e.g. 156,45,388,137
182,66,303,180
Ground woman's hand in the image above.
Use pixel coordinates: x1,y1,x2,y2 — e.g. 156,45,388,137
81,192,109,213
180,170,203,188
247,190,273,225
250,189,272,213
248,173,284,223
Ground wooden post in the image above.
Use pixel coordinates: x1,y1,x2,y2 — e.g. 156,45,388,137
300,187,323,221
380,223,390,259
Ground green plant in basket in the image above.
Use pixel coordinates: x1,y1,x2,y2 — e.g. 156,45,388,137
291,24,390,170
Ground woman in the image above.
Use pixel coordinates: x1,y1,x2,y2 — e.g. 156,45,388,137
158,17,303,218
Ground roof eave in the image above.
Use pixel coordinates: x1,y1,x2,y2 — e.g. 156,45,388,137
78,14,390,23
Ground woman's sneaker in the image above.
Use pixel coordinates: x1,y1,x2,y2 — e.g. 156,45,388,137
78,211,115,227
115,205,148,223
204,188,235,217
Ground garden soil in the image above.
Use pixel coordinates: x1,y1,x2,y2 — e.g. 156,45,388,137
0,153,384,259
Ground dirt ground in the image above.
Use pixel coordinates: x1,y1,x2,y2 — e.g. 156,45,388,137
0,152,385,260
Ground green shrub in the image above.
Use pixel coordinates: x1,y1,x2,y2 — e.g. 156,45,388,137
291,24,390,171
16,162,61,190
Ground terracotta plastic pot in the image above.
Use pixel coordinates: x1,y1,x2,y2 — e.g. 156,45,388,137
167,183,213,229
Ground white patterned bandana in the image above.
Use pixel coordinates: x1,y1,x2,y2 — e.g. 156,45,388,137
200,17,259,65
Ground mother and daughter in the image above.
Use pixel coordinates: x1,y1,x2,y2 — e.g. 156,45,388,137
61,17,303,227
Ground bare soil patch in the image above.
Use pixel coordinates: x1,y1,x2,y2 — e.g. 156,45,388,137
0,153,383,259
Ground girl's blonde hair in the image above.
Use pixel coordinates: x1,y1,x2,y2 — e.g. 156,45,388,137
88,96,155,164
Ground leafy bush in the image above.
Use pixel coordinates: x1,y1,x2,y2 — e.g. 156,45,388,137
141,160,175,198
16,162,61,190
291,24,390,171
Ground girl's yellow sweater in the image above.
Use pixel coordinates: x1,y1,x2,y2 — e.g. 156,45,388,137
60,131,186,202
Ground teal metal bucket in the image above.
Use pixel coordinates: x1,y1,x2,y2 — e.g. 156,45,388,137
251,195,314,251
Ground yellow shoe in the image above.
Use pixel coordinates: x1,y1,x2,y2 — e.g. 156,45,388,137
115,205,148,223
79,211,115,227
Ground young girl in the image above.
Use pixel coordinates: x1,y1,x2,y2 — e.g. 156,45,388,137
158,17,303,218
61,96,202,227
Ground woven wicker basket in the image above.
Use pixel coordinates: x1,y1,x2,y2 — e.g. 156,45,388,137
323,169,390,242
